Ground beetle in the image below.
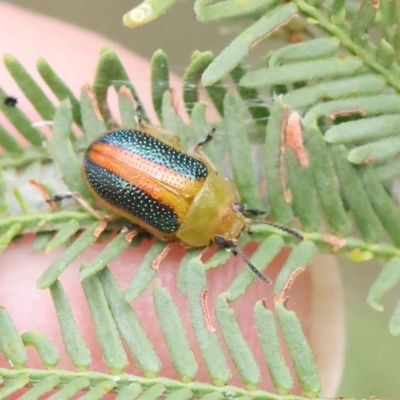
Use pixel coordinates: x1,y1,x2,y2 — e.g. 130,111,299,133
77,107,302,283
4,96,17,107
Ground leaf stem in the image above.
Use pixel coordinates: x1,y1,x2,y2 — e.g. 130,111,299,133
0,211,95,234
251,225,400,260
0,368,331,400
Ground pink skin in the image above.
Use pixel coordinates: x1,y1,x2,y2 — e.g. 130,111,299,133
0,3,344,397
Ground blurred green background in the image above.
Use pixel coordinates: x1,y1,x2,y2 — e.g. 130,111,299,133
2,0,400,398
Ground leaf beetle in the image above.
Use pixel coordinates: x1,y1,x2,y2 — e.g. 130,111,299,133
79,107,302,282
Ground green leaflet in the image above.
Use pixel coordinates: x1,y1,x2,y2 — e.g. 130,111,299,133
80,85,107,145
115,383,142,400
78,380,116,400
331,145,383,243
123,1,177,27
358,166,400,246
241,57,363,87
99,268,161,378
47,377,91,398
187,259,231,386
183,51,226,117
202,4,299,85
48,99,89,197
189,103,221,170
80,230,133,281
0,123,23,154
151,49,170,121
275,301,321,397
45,220,80,252
285,148,321,231
153,285,197,382
269,38,340,66
82,274,128,374
196,0,273,22
49,281,92,371
4,54,55,121
18,375,60,400
124,240,164,302
118,87,138,128
325,114,400,144
254,302,293,394
93,48,148,124
37,58,82,127
165,388,193,400
0,307,27,369
0,374,30,399
223,93,262,209
37,222,99,289
367,258,400,312
265,99,294,225
0,223,22,254
283,74,385,110
348,136,400,165
274,241,316,296
230,64,269,125
215,293,261,390
351,0,376,45
0,86,45,146
21,331,60,369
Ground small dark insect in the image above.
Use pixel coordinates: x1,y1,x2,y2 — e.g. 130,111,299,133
4,96,17,107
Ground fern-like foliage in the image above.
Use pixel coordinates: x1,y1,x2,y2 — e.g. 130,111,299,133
0,0,400,398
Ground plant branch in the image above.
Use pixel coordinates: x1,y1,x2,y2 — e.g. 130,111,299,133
292,0,400,92
0,368,332,400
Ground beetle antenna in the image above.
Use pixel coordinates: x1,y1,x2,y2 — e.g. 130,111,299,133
236,246,272,284
247,220,303,241
214,235,271,284
234,203,266,216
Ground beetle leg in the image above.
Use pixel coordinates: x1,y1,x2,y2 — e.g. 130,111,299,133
192,128,218,172
46,193,73,203
151,242,174,270
48,192,115,239
47,192,108,221
135,103,143,126
197,127,216,147
30,179,60,211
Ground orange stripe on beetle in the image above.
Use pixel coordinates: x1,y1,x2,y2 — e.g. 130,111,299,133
88,142,205,198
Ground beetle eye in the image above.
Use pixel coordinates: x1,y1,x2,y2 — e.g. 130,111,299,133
233,203,244,213
214,235,227,247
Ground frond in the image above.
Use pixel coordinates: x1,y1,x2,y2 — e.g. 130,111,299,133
1,0,400,397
